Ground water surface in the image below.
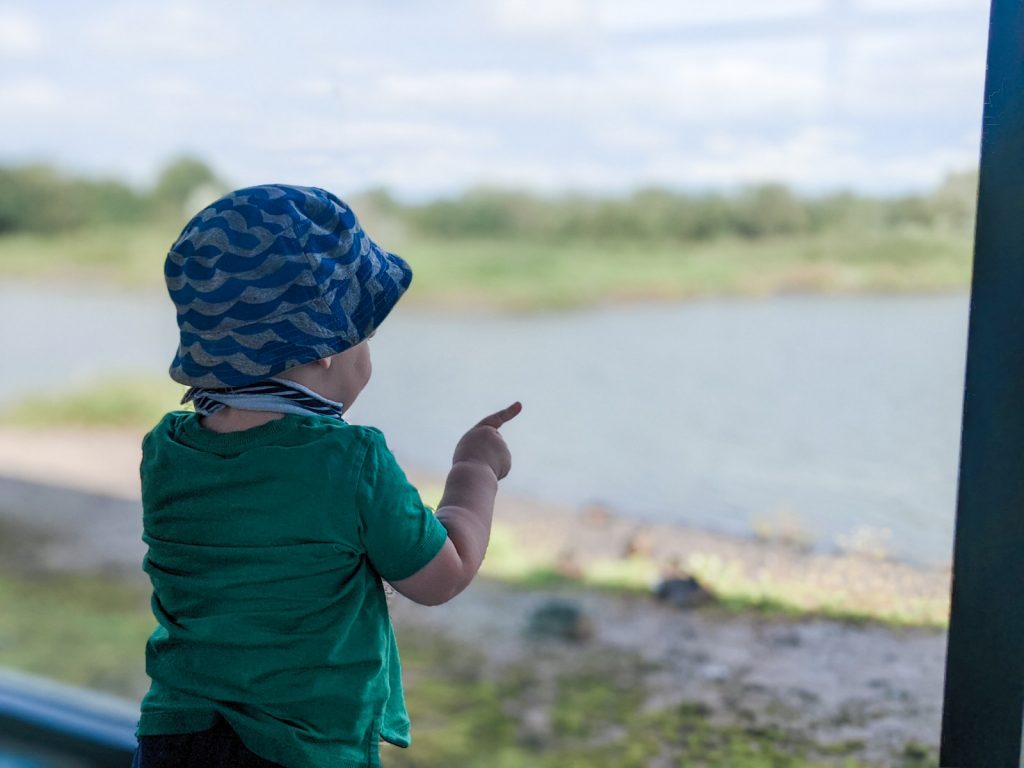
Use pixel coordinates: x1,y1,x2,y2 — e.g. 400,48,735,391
0,285,969,565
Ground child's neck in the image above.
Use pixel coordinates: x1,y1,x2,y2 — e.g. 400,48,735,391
200,407,284,434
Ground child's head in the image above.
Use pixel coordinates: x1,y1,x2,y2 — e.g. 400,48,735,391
165,184,409,403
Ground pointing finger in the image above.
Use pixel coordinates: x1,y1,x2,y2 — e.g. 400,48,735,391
476,401,522,429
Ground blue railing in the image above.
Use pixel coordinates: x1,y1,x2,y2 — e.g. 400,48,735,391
0,669,136,767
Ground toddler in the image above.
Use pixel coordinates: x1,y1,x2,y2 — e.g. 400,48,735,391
132,184,520,768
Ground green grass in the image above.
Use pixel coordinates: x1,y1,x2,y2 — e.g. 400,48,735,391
402,230,973,309
0,224,179,288
0,570,153,697
683,552,948,629
388,628,935,768
481,525,949,629
0,376,188,428
0,226,972,309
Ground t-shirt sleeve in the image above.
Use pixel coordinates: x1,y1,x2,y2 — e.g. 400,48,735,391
356,429,449,582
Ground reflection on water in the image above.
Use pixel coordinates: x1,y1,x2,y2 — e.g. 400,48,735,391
0,286,969,565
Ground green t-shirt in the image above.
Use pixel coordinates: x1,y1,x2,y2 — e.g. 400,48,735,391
136,412,449,768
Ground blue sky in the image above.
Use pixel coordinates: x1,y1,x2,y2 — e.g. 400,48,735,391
0,0,990,198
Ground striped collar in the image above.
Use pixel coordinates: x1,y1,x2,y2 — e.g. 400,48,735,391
181,378,345,420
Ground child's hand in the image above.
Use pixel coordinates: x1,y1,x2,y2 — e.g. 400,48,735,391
451,402,522,480
395,402,522,605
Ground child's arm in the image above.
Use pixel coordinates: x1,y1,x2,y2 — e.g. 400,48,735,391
389,402,521,606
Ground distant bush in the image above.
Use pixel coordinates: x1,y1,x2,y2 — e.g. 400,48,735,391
0,156,225,235
408,188,543,238
0,157,977,245
730,184,810,238
401,170,977,243
152,156,226,218
0,165,94,233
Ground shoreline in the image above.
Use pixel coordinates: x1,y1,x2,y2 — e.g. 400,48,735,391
0,425,952,627
0,271,972,312
412,470,951,628
2,249,974,315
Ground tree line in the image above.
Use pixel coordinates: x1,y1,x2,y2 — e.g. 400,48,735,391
0,157,223,235
0,157,977,242
382,172,977,242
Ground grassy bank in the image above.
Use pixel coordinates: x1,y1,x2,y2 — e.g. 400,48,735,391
478,523,950,629
408,230,972,310
0,225,179,289
0,226,972,309
0,567,936,768
0,377,187,429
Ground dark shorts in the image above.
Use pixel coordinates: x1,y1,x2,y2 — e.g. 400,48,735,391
132,718,285,768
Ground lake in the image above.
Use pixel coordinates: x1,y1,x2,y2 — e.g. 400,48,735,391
0,285,969,566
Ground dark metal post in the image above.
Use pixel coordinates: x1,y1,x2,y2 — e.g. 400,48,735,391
939,1,1024,766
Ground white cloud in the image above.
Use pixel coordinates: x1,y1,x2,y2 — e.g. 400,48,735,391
842,28,986,116
379,70,522,111
588,121,678,153
145,76,200,100
686,126,864,187
674,126,977,191
83,3,240,59
141,113,984,199
599,0,824,31
490,0,597,34
0,1,987,196
0,77,61,115
373,46,824,128
243,116,496,157
0,7,41,56
859,0,984,12
607,45,825,122
296,79,337,99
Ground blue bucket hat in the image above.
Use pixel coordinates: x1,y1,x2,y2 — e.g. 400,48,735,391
166,184,412,389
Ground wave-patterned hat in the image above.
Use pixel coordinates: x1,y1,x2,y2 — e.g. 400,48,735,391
166,184,412,389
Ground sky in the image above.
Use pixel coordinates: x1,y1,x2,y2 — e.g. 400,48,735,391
0,0,992,199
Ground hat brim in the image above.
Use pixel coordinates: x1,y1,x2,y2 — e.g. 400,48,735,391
169,243,411,389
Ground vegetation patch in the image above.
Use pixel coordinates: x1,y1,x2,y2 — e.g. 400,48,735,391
0,569,152,698
390,630,937,768
0,377,188,429
0,160,975,309
0,565,940,767
481,524,949,629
